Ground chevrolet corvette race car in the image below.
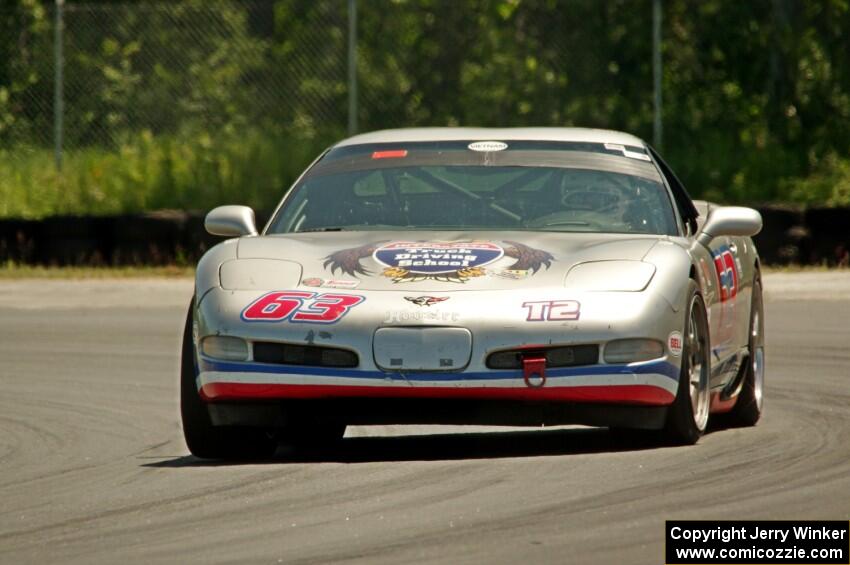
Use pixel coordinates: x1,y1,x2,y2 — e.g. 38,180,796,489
181,128,765,459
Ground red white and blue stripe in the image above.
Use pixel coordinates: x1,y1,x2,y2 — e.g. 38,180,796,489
196,358,679,406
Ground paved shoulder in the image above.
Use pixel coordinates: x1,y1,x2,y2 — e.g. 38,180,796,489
0,278,193,310
763,270,850,301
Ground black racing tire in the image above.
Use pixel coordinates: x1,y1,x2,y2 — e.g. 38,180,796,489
664,281,711,445
180,300,278,460
726,276,765,427
607,427,661,445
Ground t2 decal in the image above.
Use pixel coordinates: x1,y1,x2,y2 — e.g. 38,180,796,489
523,300,581,322
242,291,364,324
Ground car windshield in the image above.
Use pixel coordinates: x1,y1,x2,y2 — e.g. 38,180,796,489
267,141,679,235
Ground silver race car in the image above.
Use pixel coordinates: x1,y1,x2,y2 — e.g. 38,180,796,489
181,128,765,459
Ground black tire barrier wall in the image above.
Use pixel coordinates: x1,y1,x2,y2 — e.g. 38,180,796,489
0,207,846,267
0,211,269,267
750,206,849,267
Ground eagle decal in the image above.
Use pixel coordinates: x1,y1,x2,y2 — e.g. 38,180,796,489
323,240,554,283
323,241,387,277
503,240,554,273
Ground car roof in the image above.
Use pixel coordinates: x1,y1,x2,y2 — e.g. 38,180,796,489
334,127,647,148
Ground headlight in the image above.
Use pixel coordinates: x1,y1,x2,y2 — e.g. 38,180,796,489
604,338,664,363
219,259,302,290
201,335,249,361
565,261,655,291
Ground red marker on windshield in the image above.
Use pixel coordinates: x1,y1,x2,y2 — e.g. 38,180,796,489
371,150,408,159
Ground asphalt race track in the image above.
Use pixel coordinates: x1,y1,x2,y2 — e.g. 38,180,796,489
1,272,849,564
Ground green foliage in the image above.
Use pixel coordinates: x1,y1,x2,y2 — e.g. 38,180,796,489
0,0,51,144
62,1,273,146
1,0,850,217
0,261,194,278
0,129,329,218
660,0,850,204
782,153,850,206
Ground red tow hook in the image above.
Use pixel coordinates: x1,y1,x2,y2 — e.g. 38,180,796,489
522,355,547,388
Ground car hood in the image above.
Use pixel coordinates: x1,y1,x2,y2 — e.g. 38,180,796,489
237,230,664,291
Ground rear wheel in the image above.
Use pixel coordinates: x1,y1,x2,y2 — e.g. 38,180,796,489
664,282,711,445
726,277,765,426
180,300,277,460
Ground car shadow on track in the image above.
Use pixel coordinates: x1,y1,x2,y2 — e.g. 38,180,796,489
142,427,675,467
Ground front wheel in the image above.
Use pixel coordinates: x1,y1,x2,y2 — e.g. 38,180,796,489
664,282,711,445
726,276,765,426
180,300,277,460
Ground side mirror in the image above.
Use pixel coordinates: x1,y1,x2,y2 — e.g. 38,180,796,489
205,205,258,237
696,206,762,247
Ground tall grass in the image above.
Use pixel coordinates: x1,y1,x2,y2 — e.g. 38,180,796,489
1,130,849,219
0,129,331,219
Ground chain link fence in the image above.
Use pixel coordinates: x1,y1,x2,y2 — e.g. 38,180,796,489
0,0,361,217
1,0,728,219
2,0,349,153
3,0,663,156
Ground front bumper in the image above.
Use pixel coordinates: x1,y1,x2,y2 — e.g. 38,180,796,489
195,285,684,415
197,357,678,406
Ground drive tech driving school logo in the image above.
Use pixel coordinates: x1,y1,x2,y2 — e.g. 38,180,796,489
323,240,554,283
375,241,502,281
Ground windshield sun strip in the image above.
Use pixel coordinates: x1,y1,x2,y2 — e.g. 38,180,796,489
303,150,662,184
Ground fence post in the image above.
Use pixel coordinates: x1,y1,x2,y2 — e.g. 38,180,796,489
347,0,357,136
652,0,662,150
53,0,64,171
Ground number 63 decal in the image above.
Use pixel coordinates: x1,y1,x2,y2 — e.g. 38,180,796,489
241,291,365,324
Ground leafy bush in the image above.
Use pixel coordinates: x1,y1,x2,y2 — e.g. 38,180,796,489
2,0,850,215
782,153,850,207
0,129,331,218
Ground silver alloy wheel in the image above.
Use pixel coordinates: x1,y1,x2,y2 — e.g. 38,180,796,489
688,301,710,431
751,309,765,412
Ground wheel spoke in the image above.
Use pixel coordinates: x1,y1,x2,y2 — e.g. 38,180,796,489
687,305,709,431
